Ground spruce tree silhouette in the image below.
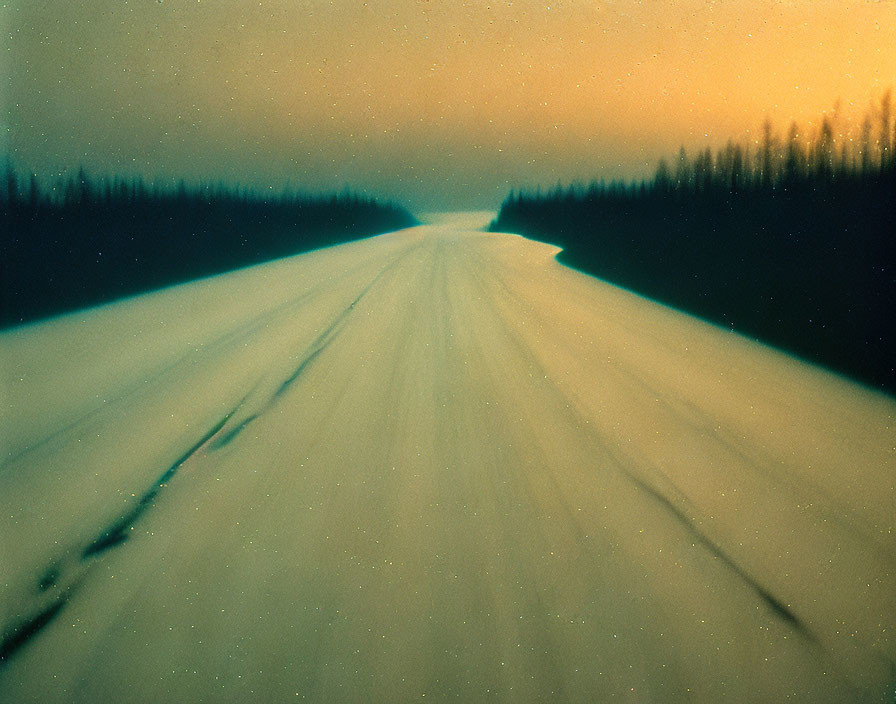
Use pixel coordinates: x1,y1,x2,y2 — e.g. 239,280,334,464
490,98,896,394
1,171,417,328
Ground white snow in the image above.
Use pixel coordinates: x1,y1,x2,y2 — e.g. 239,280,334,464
1,221,893,702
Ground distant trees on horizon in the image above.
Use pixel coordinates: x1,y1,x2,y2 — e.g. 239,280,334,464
501,91,895,207
655,92,894,194
491,94,896,394
1,168,418,328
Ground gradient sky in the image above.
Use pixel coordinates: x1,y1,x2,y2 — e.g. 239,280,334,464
3,0,895,212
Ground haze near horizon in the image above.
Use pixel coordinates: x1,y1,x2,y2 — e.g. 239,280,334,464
4,0,895,211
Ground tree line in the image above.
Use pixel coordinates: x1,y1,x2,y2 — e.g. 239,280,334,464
1,169,418,328
490,94,896,394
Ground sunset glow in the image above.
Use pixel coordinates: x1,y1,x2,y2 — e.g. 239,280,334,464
5,0,896,209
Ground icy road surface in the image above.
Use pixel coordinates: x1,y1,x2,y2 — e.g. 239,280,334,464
1,217,894,702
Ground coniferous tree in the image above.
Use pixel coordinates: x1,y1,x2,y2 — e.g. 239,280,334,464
1,171,417,327
880,89,892,168
489,95,896,393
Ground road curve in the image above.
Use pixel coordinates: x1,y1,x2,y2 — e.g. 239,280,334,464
1,217,894,702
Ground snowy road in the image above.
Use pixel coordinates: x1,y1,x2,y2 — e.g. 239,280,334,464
1,216,894,702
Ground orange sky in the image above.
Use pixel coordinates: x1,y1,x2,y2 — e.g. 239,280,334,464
4,0,896,210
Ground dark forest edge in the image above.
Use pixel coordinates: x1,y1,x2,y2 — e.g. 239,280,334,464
491,94,896,395
0,170,418,328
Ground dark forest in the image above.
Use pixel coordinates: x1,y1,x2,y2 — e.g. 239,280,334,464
1,171,417,328
491,97,896,394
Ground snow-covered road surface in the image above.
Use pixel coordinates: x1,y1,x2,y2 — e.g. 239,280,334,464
2,217,894,702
